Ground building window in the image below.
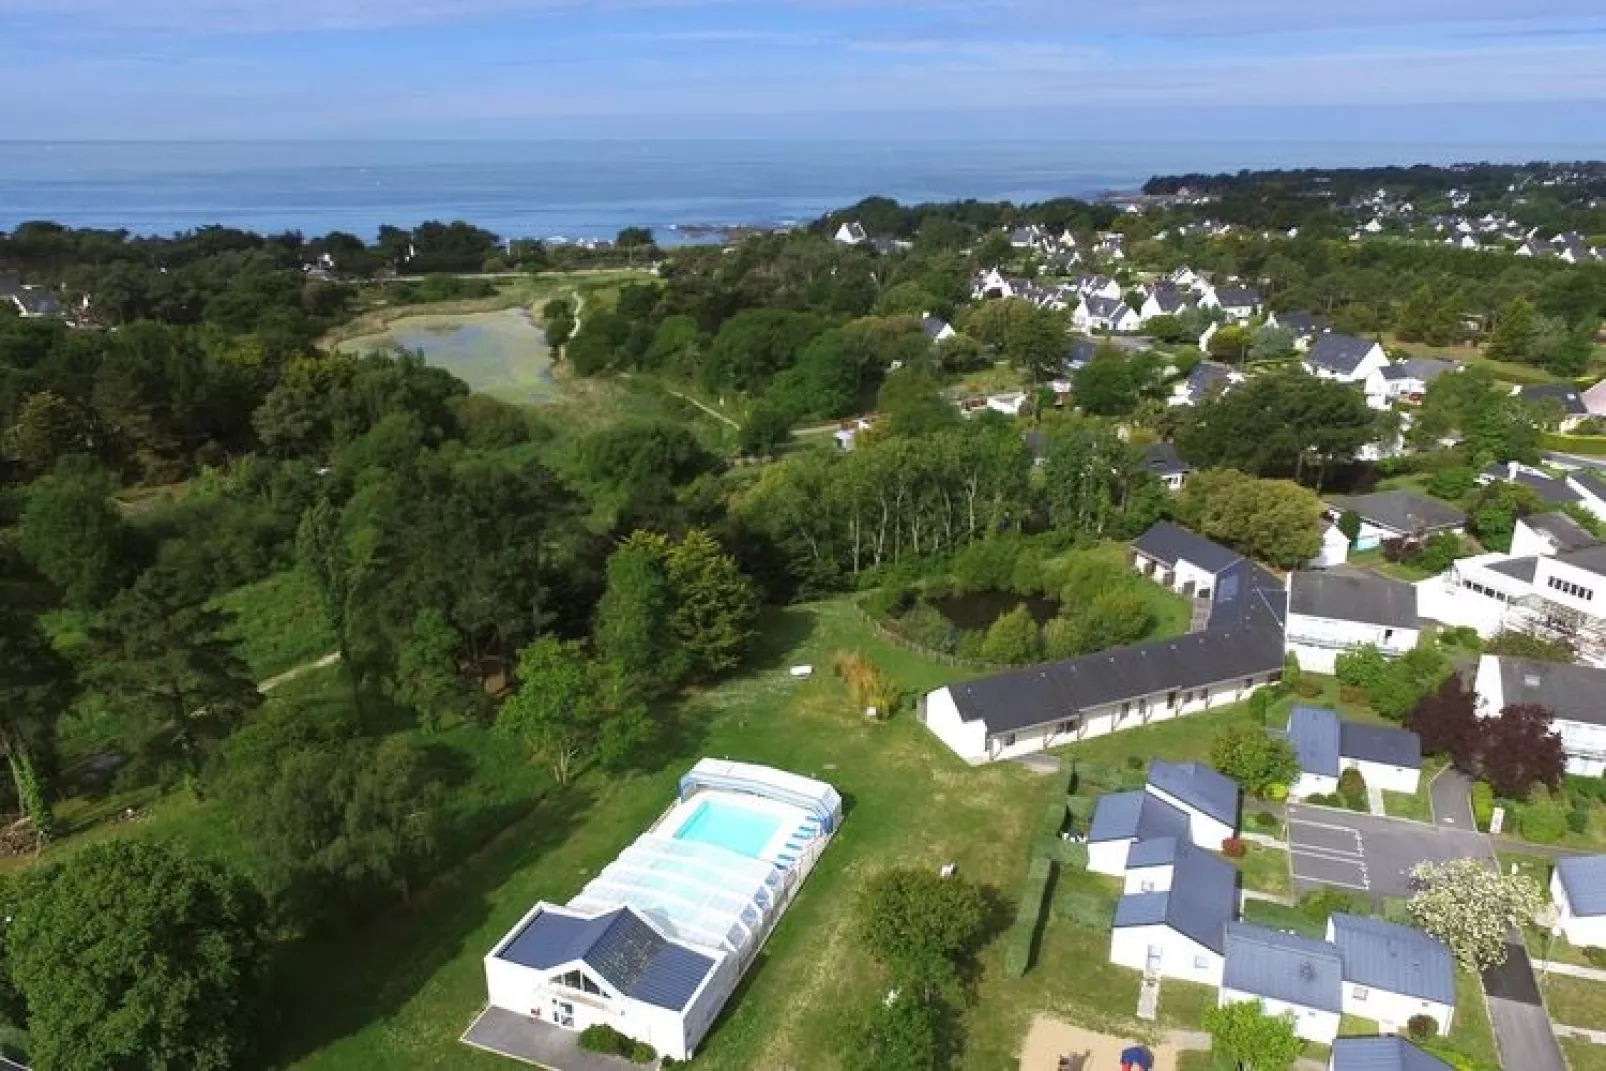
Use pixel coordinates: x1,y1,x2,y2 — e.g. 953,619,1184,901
551,1000,575,1028
1141,880,1156,892
1001,733,1017,747
1059,720,1075,735
1353,986,1369,1001
1194,955,1209,970
1547,576,1594,601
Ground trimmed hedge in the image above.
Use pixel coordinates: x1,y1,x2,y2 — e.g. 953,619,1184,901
579,1025,655,1063
1043,839,1088,868
1004,856,1055,978
1542,433,1606,456
1471,781,1494,831
1065,795,1096,823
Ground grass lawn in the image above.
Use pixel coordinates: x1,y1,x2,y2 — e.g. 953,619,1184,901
1232,843,1293,897
1084,541,1194,643
1337,1013,1378,1036
1240,898,1325,939
1347,547,1437,583
213,569,337,679
1542,971,1606,1028
1425,969,1502,1071
1561,1037,1606,1071
250,598,1069,1070
1382,334,1560,385
1383,756,1445,823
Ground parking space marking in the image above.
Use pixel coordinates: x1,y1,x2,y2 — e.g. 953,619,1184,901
1287,818,1370,891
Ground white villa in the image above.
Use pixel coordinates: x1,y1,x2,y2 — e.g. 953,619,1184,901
1285,569,1420,674
1472,656,1606,776
1551,855,1606,948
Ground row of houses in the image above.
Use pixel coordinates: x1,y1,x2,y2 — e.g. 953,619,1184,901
1090,762,1459,1044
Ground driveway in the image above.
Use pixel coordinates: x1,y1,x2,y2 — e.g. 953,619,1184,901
1284,805,1488,898
1484,940,1568,1071
1429,766,1476,830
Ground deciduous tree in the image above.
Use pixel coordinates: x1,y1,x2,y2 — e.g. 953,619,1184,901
19,454,134,609
1408,857,1544,972
1481,703,1566,799
1211,725,1300,798
855,867,988,992
1203,999,1301,1071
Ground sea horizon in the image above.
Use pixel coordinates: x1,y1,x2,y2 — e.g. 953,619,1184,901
4,137,1603,243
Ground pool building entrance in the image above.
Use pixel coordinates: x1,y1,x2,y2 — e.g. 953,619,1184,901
471,760,842,1065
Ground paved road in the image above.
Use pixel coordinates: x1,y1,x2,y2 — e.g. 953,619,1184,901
1429,766,1476,830
1484,940,1569,1071
1285,804,1487,898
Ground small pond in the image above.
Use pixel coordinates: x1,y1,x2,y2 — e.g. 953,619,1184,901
339,308,556,405
928,590,1062,632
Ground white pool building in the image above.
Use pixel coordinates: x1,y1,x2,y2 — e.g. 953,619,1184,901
475,759,842,1063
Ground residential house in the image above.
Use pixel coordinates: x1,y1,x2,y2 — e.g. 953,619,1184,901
1515,383,1590,432
1095,233,1126,260
1284,705,1422,800
1087,760,1239,868
1198,321,1220,353
1074,274,1124,301
1141,442,1191,490
1511,512,1599,557
1323,492,1466,551
1473,656,1606,775
1109,837,1238,986
1304,334,1391,398
1327,914,1456,1036
1516,238,1547,258
1169,361,1240,408
1377,358,1456,404
1551,854,1606,948
920,314,956,344
1139,285,1194,325
833,221,867,245
922,524,1286,764
1581,377,1606,417
1330,1037,1453,1071
1073,295,1140,334
1169,266,1205,291
1220,923,1345,1043
1143,759,1241,849
1201,286,1261,323
11,286,62,319
1285,569,1419,673
1267,310,1330,352
1311,520,1353,569
1476,461,1582,508
1009,224,1049,249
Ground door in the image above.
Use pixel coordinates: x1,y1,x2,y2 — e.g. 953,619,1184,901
1145,945,1163,977
551,999,575,1029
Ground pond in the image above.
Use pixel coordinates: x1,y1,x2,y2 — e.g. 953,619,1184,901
928,590,1062,632
338,307,556,405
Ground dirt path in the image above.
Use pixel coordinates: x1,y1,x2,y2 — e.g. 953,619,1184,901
258,651,342,693
666,388,739,429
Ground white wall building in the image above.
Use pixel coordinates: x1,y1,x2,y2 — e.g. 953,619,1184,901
1285,570,1420,675
1551,855,1606,949
1284,705,1423,798
1473,656,1606,776
479,761,841,1061
1323,491,1466,553
1327,914,1457,1037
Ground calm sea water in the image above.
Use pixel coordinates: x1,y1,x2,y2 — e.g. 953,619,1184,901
0,139,1592,242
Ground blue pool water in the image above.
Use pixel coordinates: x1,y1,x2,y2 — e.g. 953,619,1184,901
674,799,782,859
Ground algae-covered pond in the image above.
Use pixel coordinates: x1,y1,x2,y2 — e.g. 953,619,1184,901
339,307,555,404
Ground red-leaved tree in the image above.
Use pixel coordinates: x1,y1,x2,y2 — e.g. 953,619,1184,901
1480,703,1566,799
1406,675,1480,770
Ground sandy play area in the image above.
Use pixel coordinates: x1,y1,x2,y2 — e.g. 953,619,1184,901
1018,1014,1182,1071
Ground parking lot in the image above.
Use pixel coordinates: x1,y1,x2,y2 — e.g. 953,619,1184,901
1285,804,1490,898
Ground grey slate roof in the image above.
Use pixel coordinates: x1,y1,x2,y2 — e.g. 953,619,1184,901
1286,705,1342,778
1185,360,1232,399
920,314,952,341
1512,470,1582,504
945,524,1286,738
1114,841,1238,954
1290,570,1418,630
1569,471,1606,503
1523,512,1599,552
1329,913,1456,1005
498,907,715,1011
1331,1036,1453,1071
1519,383,1589,417
1306,333,1382,376
1126,836,1181,868
1213,286,1260,309
1486,556,1539,583
1087,789,1190,844
1149,286,1191,313
1325,491,1467,536
1222,922,1344,1013
1554,543,1606,579
1148,759,1240,828
1496,656,1606,727
1340,722,1421,769
1085,295,1132,321
1065,338,1099,369
1555,854,1606,916
12,287,61,317
1132,521,1242,573
1275,310,1329,336
1142,442,1190,478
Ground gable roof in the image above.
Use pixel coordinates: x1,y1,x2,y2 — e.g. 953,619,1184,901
920,314,952,341
1114,842,1237,953
1306,333,1383,376
1521,512,1599,552
1493,655,1606,727
1084,295,1133,320
1087,789,1191,844
1555,854,1606,916
1289,569,1418,630
1222,922,1344,1013
497,906,716,1011
1325,491,1466,536
1553,542,1606,579
1329,913,1455,1005
1286,705,1342,778
1397,357,1456,383
1340,722,1421,769
1132,521,1242,574
1213,286,1260,308
1486,556,1539,583
1142,442,1190,478
12,287,61,317
1331,1037,1453,1071
1126,836,1181,868
1502,468,1583,505
1275,310,1329,336
1519,383,1588,416
1148,759,1240,827
1568,471,1606,503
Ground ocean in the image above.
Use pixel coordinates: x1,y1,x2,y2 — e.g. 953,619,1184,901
0,139,1594,243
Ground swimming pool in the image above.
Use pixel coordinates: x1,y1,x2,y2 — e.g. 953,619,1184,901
674,798,782,859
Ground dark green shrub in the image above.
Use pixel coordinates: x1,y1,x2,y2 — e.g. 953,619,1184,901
1294,677,1324,699
1048,840,1089,868
1077,762,1126,792
1471,782,1494,830
1338,768,1368,811
1568,806,1590,835
1407,1014,1439,1041
1253,811,1280,831
1520,802,1567,844
580,1025,643,1059
629,1041,656,1063
1299,888,1366,924
1065,796,1096,824
1057,891,1111,929
956,629,987,660
1125,754,1145,770
1307,792,1344,808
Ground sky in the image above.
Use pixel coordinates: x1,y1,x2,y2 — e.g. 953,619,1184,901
3,0,1606,140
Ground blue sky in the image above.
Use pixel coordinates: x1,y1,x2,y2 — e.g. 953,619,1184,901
3,0,1606,139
